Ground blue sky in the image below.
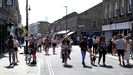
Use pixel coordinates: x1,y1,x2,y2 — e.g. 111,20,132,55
18,0,102,25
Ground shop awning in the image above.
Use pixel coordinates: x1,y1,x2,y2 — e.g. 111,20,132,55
66,31,75,36
56,30,70,35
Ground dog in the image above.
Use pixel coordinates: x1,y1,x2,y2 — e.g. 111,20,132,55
90,54,96,65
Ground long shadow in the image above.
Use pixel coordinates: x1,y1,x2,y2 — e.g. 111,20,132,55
83,65,92,69
99,64,113,69
4,65,14,69
63,64,73,68
28,64,37,67
0,54,7,59
122,64,133,68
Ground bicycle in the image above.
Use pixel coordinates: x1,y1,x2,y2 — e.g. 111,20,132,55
25,48,32,65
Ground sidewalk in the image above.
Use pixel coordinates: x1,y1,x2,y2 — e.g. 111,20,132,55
0,47,38,75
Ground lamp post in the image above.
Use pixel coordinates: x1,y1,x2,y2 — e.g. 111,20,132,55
64,6,68,34
25,0,30,52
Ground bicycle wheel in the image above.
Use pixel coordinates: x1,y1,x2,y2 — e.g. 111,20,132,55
26,54,31,64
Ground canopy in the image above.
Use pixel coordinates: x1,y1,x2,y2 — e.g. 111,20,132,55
56,30,70,35
66,31,75,36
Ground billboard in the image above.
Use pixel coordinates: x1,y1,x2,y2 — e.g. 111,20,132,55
0,0,2,7
6,0,13,6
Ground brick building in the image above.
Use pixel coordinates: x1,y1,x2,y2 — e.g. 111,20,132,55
102,0,133,41
77,2,103,37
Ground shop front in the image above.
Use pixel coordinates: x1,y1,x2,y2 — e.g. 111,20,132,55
102,21,133,42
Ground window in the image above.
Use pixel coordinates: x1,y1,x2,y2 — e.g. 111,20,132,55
92,20,97,27
127,0,132,14
104,7,107,19
114,1,117,17
109,5,112,18
120,0,124,16
6,0,14,6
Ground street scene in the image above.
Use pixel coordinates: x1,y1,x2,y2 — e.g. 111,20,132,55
0,0,133,75
0,45,133,75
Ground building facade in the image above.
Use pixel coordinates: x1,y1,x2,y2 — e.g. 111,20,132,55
102,0,133,41
29,21,50,36
50,12,78,36
77,2,103,37
0,0,21,53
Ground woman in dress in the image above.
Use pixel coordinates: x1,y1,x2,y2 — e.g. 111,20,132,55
124,36,132,65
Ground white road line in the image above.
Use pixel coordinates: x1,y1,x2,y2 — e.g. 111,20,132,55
37,53,42,75
46,58,55,75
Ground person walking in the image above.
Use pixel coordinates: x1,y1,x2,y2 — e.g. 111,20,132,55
6,35,15,66
52,37,57,54
44,36,50,55
28,34,37,64
13,37,19,63
37,37,43,52
124,36,132,65
61,38,71,66
79,37,88,67
116,34,126,66
87,36,93,55
98,35,107,66
93,36,99,55
111,35,117,55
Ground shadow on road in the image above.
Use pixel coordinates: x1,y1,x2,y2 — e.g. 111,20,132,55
99,65,113,69
28,64,36,67
83,65,92,69
4,65,14,69
63,64,73,68
122,64,133,68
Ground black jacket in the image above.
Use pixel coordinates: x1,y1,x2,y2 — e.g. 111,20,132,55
79,40,88,51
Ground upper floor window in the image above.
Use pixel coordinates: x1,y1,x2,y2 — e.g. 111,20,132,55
109,5,112,18
104,7,107,19
114,1,117,17
0,0,2,7
120,0,124,16
127,0,132,14
92,20,97,27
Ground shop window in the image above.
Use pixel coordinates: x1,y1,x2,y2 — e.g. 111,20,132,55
124,29,127,36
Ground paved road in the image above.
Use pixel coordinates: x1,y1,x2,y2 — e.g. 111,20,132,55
0,46,133,75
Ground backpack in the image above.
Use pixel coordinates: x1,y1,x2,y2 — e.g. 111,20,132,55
87,38,93,46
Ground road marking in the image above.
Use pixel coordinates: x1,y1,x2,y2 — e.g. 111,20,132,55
46,58,55,75
37,53,42,75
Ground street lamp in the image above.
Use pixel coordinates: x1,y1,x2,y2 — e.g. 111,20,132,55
64,6,68,34
25,0,30,52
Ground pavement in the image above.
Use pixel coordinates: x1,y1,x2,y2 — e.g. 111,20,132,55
0,47,38,75
0,46,133,75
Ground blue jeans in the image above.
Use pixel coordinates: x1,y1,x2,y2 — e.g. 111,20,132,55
81,50,86,64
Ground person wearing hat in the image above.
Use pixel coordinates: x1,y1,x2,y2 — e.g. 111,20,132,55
79,37,88,67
